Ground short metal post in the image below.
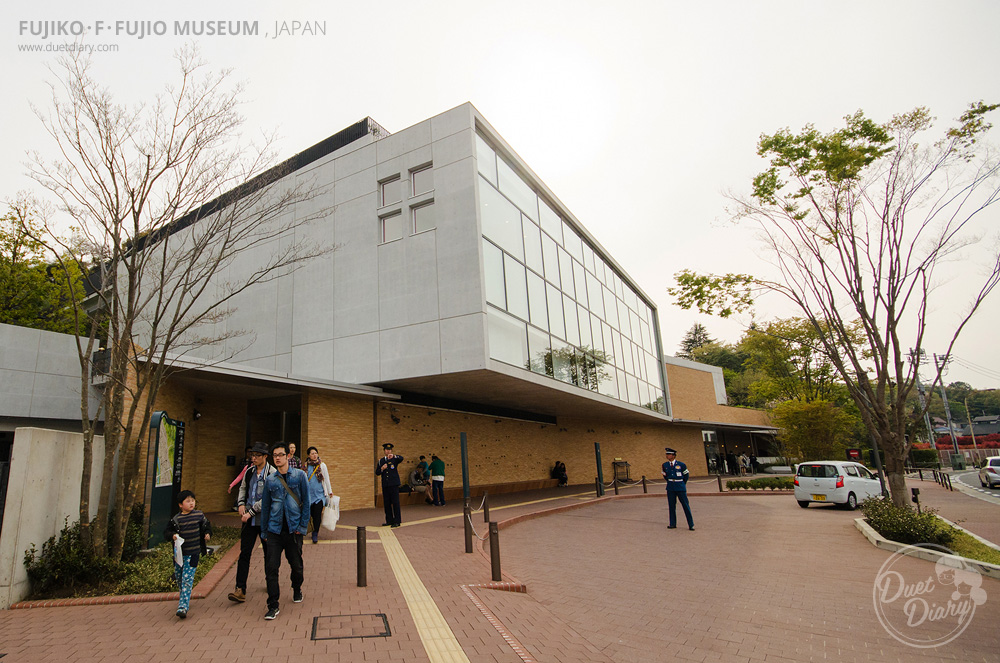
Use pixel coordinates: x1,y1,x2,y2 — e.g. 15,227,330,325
489,522,501,582
483,491,490,523
613,477,619,495
641,475,647,494
595,477,600,497
918,468,923,481
464,500,473,553
717,474,723,492
356,526,367,587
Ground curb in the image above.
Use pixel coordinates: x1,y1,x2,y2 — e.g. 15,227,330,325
10,540,242,610
854,518,1000,580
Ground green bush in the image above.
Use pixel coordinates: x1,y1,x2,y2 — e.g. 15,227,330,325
860,498,955,546
910,449,940,468
23,518,123,595
726,477,794,491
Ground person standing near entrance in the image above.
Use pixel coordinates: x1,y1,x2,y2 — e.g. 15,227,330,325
229,441,274,603
429,454,446,506
260,441,310,620
305,446,333,544
661,447,694,531
376,443,403,527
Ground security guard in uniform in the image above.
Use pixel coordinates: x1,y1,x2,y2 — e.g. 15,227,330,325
661,447,694,530
376,443,404,527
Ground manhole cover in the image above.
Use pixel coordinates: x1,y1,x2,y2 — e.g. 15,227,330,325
311,613,391,640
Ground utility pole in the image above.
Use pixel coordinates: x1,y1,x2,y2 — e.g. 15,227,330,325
908,348,936,447
934,354,961,454
965,396,979,451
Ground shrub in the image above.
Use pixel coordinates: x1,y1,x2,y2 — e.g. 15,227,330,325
910,449,940,467
860,498,955,546
726,477,794,491
23,518,123,595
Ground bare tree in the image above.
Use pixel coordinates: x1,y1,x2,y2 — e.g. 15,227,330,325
670,103,1000,507
26,45,333,559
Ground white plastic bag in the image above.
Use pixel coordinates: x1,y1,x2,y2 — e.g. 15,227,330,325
173,536,185,566
321,496,340,530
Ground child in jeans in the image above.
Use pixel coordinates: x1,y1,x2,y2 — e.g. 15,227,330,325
164,490,212,618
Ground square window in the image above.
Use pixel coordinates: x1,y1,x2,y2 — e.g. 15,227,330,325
411,165,433,196
413,202,435,233
381,213,404,243
380,176,401,206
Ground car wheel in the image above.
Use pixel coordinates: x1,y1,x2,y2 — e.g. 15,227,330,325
844,492,858,510
797,500,810,508
982,478,988,487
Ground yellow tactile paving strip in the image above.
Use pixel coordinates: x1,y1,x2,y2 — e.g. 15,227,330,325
378,528,472,663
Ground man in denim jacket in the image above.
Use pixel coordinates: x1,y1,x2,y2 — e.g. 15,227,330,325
259,441,310,620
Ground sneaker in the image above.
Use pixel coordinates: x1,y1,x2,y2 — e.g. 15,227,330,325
265,607,280,620
293,590,303,603
228,588,246,603
176,609,187,619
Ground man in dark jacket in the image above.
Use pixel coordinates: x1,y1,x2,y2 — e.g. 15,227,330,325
229,441,274,604
376,443,403,527
260,441,310,620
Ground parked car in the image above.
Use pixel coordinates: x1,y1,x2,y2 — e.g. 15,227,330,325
794,461,883,509
979,456,1000,488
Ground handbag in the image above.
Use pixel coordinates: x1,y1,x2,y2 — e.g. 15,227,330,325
321,495,340,531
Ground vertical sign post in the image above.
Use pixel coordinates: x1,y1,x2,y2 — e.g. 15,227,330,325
144,411,185,549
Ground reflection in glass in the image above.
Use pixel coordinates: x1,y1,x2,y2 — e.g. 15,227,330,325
558,247,575,299
476,134,497,186
480,179,524,260
526,271,548,330
563,220,583,262
497,158,538,220
587,272,603,319
546,282,565,340
522,218,543,275
578,304,592,348
487,307,528,368
563,294,580,346
504,254,529,321
538,198,562,244
573,261,588,307
526,326,551,376
483,239,506,309
550,339,574,385
541,233,559,287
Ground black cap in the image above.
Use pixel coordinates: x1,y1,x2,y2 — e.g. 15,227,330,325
665,447,677,454
250,441,270,456
383,443,394,450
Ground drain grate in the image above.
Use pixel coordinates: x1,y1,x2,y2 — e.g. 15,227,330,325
311,613,391,640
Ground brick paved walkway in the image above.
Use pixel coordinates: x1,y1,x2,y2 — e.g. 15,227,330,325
0,481,997,662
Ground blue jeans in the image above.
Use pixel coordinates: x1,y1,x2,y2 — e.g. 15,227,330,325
432,480,445,505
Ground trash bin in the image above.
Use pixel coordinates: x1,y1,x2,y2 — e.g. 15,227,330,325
951,455,966,470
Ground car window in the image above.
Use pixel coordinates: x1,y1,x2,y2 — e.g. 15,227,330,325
845,465,859,476
990,458,1000,467
857,466,874,479
797,464,838,478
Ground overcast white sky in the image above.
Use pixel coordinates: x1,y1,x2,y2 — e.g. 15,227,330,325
5,0,1000,387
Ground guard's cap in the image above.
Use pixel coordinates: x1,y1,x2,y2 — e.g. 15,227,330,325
382,443,394,450
250,441,270,456
664,447,677,454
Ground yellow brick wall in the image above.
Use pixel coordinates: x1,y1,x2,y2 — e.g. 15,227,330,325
301,390,376,512
666,363,771,427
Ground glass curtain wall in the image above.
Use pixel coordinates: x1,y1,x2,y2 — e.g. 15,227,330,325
476,132,666,413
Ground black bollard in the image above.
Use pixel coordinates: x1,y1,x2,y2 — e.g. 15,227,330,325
595,477,600,497
717,474,723,492
464,500,473,553
489,522,501,582
357,526,367,587
483,491,490,523
613,477,619,495
642,475,647,493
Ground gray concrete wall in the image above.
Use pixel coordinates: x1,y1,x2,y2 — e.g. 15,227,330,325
0,323,99,425
187,103,489,385
0,428,105,609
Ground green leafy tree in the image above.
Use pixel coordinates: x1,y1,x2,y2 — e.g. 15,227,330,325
0,198,82,333
770,399,857,462
669,102,1000,506
677,322,715,359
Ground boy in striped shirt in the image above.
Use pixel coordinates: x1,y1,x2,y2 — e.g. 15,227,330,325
165,490,212,618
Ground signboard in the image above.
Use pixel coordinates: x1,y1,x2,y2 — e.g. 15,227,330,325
145,411,185,548
846,448,862,461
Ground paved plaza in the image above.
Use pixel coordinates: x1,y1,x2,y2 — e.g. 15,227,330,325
0,475,997,662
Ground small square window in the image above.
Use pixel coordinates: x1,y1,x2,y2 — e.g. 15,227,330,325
413,203,435,233
411,165,433,196
380,176,401,206
381,213,404,243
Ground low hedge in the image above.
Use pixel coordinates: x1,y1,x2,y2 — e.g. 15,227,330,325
860,497,955,546
726,477,794,491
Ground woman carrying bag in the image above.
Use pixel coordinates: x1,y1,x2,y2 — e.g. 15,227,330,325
305,446,334,543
